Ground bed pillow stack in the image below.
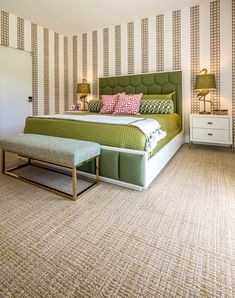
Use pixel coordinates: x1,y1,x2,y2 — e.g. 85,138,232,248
100,94,121,114
88,92,175,114
88,100,103,112
139,99,174,114
140,92,175,114
141,92,175,100
113,93,143,115
100,92,142,115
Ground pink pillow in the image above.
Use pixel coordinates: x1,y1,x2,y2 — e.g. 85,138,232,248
100,93,124,114
113,93,143,115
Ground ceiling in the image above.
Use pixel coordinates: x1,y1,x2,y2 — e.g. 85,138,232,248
0,0,207,35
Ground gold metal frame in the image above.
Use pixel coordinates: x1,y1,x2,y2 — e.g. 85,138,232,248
197,90,212,114
1,149,100,201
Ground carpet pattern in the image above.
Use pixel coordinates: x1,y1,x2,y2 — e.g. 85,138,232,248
0,145,235,297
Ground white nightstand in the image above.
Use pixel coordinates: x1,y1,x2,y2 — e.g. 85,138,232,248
189,113,233,151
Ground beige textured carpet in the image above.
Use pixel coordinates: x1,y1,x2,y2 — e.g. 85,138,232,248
0,145,235,297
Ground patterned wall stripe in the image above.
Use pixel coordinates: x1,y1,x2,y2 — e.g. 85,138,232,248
172,10,181,71
127,22,134,74
156,15,164,72
141,18,149,73
82,33,87,80
115,25,121,76
92,31,98,98
190,6,200,113
103,28,109,77
210,0,220,111
31,23,38,116
54,32,60,113
17,17,24,50
1,11,9,46
64,36,69,111
43,28,49,115
233,0,235,145
73,36,78,104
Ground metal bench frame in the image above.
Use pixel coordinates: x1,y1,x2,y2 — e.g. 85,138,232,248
1,149,100,201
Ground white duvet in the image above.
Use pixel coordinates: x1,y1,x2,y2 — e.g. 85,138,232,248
35,114,166,152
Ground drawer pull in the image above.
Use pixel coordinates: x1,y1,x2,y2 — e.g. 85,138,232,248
207,122,213,125
208,133,213,136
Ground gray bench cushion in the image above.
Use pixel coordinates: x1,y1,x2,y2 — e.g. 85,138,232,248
0,134,100,167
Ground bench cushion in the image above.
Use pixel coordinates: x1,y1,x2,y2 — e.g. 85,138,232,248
0,134,100,167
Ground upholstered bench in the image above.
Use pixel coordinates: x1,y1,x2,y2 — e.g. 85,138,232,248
0,134,100,200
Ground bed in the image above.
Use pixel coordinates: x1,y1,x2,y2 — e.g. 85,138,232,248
24,71,183,190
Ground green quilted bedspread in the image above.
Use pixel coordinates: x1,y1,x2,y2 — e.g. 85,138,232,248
24,112,182,157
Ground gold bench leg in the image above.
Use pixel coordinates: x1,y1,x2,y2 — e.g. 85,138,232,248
72,166,77,201
1,150,5,174
96,157,99,182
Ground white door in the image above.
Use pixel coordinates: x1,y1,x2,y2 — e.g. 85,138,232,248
0,46,32,139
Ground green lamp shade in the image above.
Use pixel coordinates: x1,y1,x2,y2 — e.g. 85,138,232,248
195,74,216,90
77,82,90,95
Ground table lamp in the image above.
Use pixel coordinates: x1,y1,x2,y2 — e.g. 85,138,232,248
77,79,90,111
195,68,216,114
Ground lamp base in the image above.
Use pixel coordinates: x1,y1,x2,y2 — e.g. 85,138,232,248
199,111,211,115
198,94,212,115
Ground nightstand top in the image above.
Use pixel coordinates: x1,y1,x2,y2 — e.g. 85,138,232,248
65,110,88,113
190,113,231,118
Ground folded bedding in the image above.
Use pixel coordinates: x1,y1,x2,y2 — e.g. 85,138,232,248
24,112,182,157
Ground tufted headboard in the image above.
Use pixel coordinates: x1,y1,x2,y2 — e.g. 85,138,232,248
99,71,182,117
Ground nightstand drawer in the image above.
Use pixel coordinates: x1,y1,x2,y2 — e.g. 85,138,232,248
192,117,229,129
192,128,230,143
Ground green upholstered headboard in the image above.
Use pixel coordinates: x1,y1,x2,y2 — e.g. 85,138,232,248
99,71,182,117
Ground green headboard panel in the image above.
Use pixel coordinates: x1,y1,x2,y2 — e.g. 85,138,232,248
99,71,182,117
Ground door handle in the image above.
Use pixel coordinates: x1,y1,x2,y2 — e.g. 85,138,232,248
27,96,32,103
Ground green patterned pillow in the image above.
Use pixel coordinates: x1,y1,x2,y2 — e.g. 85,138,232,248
142,92,175,100
139,99,174,114
88,100,103,112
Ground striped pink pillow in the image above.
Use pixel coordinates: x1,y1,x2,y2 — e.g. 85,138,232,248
113,93,143,115
100,93,124,114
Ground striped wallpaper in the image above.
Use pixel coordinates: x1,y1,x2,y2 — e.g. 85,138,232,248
127,22,134,74
76,0,233,141
141,18,149,73
17,17,24,50
0,10,73,115
92,31,98,98
190,5,200,115
156,15,164,72
233,0,235,144
72,36,78,105
115,25,121,76
0,0,234,143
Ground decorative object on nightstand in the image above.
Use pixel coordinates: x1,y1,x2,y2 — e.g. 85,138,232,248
70,103,81,111
189,113,233,152
212,109,228,115
195,68,216,114
77,79,90,111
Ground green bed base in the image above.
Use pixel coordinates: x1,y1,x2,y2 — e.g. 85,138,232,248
81,71,182,187
25,113,181,188
79,149,145,186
